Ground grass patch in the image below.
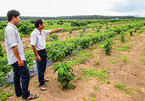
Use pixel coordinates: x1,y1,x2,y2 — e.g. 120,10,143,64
114,83,136,98
69,50,93,65
123,55,127,63
98,44,104,48
0,84,15,101
82,68,108,82
93,85,98,91
114,43,132,51
109,58,118,64
116,55,121,57
77,76,82,80
141,59,145,65
89,97,96,101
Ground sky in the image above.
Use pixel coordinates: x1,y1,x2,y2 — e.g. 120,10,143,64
1,0,145,17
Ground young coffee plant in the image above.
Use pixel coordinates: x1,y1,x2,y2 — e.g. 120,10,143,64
103,39,113,55
69,29,73,34
96,24,102,32
120,32,126,43
54,62,75,89
121,35,125,43
129,29,134,36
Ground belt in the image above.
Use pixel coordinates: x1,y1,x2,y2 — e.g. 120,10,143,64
37,49,46,52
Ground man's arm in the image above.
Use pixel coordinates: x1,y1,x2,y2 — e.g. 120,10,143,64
12,46,24,66
32,45,41,62
50,28,63,33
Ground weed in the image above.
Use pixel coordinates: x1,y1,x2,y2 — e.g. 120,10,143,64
115,83,126,90
95,56,100,65
116,55,121,57
98,44,104,48
82,68,108,82
123,55,127,63
0,84,15,101
109,58,117,64
70,50,93,65
34,80,37,84
114,43,131,51
141,59,145,65
89,97,95,101
114,83,136,98
93,85,98,91
77,76,82,80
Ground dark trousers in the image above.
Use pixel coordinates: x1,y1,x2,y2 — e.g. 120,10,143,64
11,61,30,99
36,51,47,87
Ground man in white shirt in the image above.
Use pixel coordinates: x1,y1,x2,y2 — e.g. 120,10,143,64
5,10,38,100
30,19,62,91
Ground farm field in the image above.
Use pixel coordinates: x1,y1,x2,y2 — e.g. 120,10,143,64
0,19,145,101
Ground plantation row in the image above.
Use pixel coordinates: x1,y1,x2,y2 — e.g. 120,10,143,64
46,21,145,61
0,19,144,86
0,19,142,41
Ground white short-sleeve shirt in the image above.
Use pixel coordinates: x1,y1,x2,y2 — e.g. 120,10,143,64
30,29,50,51
4,23,25,65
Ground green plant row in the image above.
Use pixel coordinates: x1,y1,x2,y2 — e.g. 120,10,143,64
46,21,145,61
0,19,142,41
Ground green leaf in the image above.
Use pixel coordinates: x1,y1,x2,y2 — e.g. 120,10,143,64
57,73,64,82
71,72,76,77
58,67,64,75
54,66,59,73
67,83,71,88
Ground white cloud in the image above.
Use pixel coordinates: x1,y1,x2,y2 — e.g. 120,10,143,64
0,0,145,17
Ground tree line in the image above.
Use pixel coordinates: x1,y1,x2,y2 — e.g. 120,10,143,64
0,15,143,21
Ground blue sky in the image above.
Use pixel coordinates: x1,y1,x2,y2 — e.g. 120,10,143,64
1,0,145,17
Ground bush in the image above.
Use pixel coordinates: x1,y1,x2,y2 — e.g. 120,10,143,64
129,29,134,36
46,41,75,61
56,20,64,25
71,21,88,27
120,32,126,42
18,23,34,35
54,62,75,89
0,22,7,29
103,39,113,55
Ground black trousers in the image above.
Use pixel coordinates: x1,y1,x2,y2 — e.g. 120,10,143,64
11,61,30,99
36,51,47,87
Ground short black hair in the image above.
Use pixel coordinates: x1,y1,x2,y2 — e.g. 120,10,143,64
35,19,43,28
7,10,20,22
